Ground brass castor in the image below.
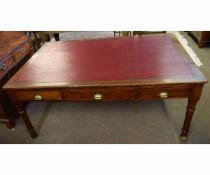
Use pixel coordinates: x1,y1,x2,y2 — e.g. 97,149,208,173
179,135,188,142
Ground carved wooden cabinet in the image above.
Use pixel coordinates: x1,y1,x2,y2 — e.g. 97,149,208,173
0,32,34,128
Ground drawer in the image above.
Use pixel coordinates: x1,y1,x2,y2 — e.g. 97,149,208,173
138,86,193,99
12,86,193,101
0,55,15,78
14,90,62,101
62,87,137,101
13,42,30,61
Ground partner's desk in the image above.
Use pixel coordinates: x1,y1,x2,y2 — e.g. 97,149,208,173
3,35,207,141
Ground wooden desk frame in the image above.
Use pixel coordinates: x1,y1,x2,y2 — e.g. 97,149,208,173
3,35,207,141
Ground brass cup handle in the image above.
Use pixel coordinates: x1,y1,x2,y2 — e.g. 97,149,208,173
159,91,168,98
34,94,42,101
93,93,103,100
1,64,7,70
0,63,7,70
20,48,25,53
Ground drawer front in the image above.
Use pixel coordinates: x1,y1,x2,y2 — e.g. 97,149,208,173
13,42,30,61
11,86,193,101
0,55,15,78
15,90,62,101
62,87,137,101
138,86,193,99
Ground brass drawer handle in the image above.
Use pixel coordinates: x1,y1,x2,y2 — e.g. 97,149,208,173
34,94,42,100
159,91,168,98
93,93,103,100
20,48,25,53
0,63,7,70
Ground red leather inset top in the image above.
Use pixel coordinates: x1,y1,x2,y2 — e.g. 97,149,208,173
8,35,198,84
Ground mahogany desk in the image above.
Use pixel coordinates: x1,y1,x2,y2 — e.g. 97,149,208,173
2,35,207,141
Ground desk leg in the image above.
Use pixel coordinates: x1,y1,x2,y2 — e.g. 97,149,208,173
16,102,38,138
180,84,204,141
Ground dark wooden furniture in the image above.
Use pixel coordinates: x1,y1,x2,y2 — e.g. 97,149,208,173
26,32,60,52
133,31,166,35
44,32,59,42
3,35,207,141
188,31,210,48
114,31,120,37
26,32,42,51
114,31,166,37
114,31,132,37
0,32,34,128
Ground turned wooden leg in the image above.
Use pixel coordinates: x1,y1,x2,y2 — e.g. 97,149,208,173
180,84,204,141
45,34,51,42
6,120,15,129
16,102,38,138
53,33,59,41
180,98,198,141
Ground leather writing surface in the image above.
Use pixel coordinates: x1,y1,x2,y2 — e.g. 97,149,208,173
7,35,198,84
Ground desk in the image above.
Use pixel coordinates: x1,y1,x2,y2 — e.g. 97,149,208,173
0,32,34,128
3,35,207,141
